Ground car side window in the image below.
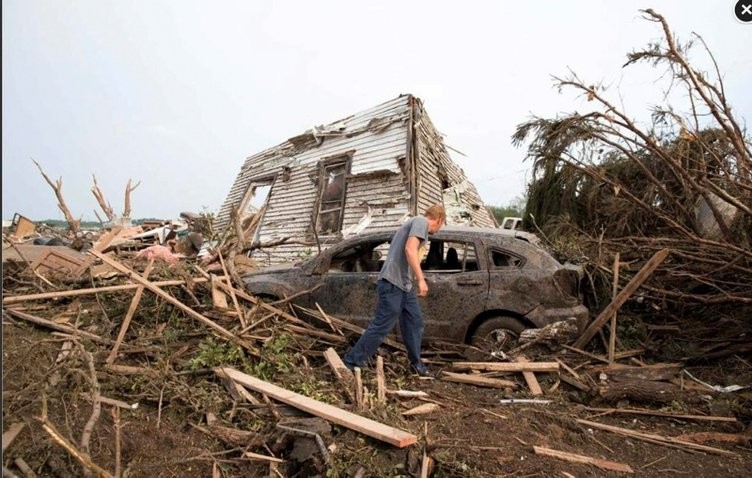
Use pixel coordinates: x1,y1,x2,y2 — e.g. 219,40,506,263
329,241,389,272
421,240,479,273
490,249,525,269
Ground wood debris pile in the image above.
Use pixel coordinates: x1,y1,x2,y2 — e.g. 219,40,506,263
3,235,750,476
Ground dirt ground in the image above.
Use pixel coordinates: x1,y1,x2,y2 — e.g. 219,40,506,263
3,260,752,477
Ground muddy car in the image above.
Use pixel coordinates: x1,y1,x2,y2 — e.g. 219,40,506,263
242,226,588,352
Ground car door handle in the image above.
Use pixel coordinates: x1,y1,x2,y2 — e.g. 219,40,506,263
457,279,483,286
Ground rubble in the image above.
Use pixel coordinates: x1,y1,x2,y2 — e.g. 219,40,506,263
2,237,750,477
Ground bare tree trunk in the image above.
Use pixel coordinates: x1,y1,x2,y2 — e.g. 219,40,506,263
32,159,81,234
91,175,115,221
122,178,140,221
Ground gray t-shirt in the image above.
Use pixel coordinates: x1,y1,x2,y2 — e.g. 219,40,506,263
378,216,429,291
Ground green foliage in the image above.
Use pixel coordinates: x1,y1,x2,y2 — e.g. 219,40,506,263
292,377,335,403
189,337,244,369
248,334,296,380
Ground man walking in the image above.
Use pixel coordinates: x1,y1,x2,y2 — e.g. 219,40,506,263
343,204,446,375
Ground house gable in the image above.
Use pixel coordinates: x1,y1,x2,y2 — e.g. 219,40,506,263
216,94,495,265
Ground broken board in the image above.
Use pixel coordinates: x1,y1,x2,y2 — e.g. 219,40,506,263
217,366,417,448
30,248,89,277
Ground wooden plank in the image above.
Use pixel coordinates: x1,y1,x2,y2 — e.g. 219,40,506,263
322,347,355,403
376,356,386,402
451,362,559,373
323,347,353,380
211,275,230,310
14,457,36,478
2,278,208,305
2,422,25,452
574,248,669,348
90,251,254,353
217,254,245,327
217,367,417,448
420,453,434,478
516,356,543,396
106,259,155,365
533,446,633,473
441,371,518,389
354,368,364,410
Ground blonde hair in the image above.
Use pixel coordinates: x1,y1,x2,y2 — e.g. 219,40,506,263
424,203,446,223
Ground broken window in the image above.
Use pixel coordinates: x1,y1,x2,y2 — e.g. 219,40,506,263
490,249,524,268
315,158,350,235
240,176,275,215
329,240,388,273
238,175,275,245
421,240,479,272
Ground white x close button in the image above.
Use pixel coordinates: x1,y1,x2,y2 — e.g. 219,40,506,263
736,0,752,22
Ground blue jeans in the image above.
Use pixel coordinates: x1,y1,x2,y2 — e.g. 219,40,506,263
343,279,425,370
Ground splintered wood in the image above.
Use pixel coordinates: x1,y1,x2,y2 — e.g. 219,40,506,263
533,446,634,473
450,360,558,395
217,367,417,448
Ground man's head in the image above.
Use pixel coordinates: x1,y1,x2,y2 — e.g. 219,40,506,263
424,203,446,234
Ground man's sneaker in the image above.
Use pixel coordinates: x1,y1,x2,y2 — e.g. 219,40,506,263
411,365,435,378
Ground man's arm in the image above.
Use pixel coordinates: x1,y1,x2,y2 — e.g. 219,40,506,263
405,236,428,297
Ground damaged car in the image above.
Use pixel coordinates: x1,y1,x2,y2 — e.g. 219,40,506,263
242,226,589,352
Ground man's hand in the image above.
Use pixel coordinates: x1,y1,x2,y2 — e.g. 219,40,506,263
417,278,429,297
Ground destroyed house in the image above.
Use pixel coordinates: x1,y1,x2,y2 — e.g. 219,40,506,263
216,94,496,265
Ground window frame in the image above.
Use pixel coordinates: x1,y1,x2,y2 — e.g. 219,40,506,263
313,153,352,236
488,247,526,269
421,238,480,273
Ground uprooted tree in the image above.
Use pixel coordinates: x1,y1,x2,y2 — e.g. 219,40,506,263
513,9,751,310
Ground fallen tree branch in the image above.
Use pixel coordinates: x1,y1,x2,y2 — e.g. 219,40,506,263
577,418,736,456
5,309,111,344
37,397,113,478
78,344,102,476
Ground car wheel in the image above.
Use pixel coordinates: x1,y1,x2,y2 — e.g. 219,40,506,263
470,317,527,355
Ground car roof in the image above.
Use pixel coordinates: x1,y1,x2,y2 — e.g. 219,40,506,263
438,226,541,245
345,225,541,246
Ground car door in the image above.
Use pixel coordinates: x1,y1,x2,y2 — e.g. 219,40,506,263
419,236,489,343
485,241,541,314
306,240,387,329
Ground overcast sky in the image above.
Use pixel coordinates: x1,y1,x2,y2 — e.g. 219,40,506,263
3,1,750,222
